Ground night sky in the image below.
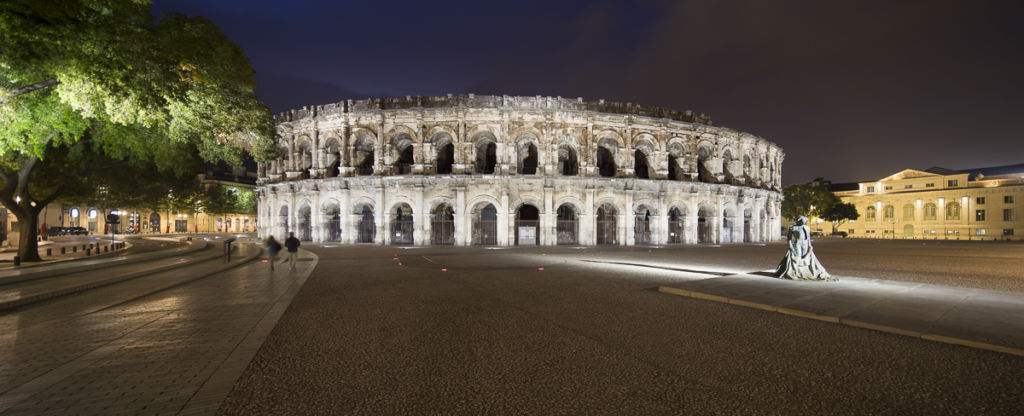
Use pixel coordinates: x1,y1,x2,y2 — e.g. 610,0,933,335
153,0,1024,185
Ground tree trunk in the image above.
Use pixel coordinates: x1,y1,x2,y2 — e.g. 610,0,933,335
16,209,42,262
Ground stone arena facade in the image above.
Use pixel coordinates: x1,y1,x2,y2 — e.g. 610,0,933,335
256,95,784,246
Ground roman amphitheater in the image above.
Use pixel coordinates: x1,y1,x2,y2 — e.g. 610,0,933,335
256,95,784,246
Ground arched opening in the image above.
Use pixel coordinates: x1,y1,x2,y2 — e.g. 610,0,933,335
634,150,650,179
354,134,375,175
556,204,578,245
904,224,915,238
431,203,455,245
668,156,683,181
324,139,341,178
634,207,652,244
596,204,617,245
436,142,454,174
298,205,312,241
743,154,752,184
903,204,915,221
393,143,414,175
472,203,498,245
357,205,375,243
325,204,342,242
743,208,752,243
722,209,735,243
597,147,616,177
558,145,578,176
697,146,713,183
667,207,684,244
297,142,312,179
722,149,734,184
474,136,497,174
515,204,540,245
518,142,538,175
149,212,161,234
945,201,960,220
278,205,289,236
390,203,414,245
697,208,711,244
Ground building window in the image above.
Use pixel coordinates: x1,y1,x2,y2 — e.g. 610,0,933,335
976,197,986,205
976,229,986,235
924,203,937,220
848,229,855,234
902,204,914,220
1005,229,1015,236
976,210,986,221
948,179,959,187
946,230,959,235
884,186,893,190
1006,195,1015,204
904,184,913,189
883,205,894,220
1005,209,1016,221
867,186,875,193
88,209,98,219
926,183,935,188
945,201,960,220
866,206,876,221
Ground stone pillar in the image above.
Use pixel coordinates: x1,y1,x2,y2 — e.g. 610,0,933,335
455,187,467,246
583,187,595,245
498,193,509,246
624,192,634,246
414,184,425,246
376,183,386,245
543,186,554,246
657,195,668,244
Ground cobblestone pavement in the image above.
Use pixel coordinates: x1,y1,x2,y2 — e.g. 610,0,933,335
0,244,315,415
219,241,1023,415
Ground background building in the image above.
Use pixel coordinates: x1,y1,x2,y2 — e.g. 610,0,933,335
832,164,1023,240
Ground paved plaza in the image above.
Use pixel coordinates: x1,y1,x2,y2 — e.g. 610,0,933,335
0,239,1022,414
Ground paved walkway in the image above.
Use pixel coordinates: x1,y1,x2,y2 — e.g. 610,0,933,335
656,269,1024,356
0,244,316,415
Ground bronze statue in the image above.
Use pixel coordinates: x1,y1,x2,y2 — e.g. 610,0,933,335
775,216,834,281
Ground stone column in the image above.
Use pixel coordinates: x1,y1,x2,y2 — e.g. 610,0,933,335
414,184,425,246
624,192,634,246
543,186,554,246
376,183,386,245
498,193,510,246
455,187,467,246
582,187,595,245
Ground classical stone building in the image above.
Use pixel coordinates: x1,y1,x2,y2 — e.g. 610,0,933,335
832,164,1024,240
257,95,784,246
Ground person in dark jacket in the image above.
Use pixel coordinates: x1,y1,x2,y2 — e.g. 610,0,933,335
284,232,301,271
265,236,282,271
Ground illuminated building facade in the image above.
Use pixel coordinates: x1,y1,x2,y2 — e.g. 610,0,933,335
833,164,1024,240
257,95,785,246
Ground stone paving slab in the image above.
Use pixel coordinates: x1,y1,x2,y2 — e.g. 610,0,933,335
0,246,316,416
659,273,1024,356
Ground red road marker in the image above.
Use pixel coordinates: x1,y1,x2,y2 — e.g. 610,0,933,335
398,262,403,266
393,257,399,260
441,268,447,272
261,259,268,263
538,267,544,271
648,249,652,252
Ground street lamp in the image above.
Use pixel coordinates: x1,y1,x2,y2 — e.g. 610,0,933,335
888,218,899,239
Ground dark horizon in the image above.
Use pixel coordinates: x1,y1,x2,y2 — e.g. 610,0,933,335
153,0,1024,185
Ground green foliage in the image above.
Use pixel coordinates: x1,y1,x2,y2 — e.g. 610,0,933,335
0,0,275,260
820,201,860,233
781,184,840,220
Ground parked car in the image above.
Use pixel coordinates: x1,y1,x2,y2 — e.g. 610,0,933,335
65,226,88,235
810,230,824,237
831,231,848,238
45,227,65,237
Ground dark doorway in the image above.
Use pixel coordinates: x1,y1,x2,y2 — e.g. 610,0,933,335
431,204,455,245
436,143,454,174
634,209,651,244
391,204,414,245
358,205,375,243
597,147,616,177
668,207,684,244
473,204,497,245
634,150,650,179
556,204,578,245
596,204,617,245
515,204,540,245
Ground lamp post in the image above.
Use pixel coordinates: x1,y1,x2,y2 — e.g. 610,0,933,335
889,218,899,239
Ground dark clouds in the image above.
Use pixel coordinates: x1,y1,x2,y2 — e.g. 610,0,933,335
154,0,1024,184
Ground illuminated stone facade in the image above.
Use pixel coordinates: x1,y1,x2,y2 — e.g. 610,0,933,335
257,95,784,246
833,164,1024,240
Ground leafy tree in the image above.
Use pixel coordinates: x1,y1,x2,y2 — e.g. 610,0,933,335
1,1,275,260
781,184,840,221
820,201,859,233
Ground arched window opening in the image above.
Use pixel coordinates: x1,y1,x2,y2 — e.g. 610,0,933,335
945,201,960,220
394,144,414,175
556,204,578,245
391,204,414,245
436,143,454,174
596,204,617,245
743,208,752,243
597,147,616,177
472,204,498,245
903,204,915,221
883,205,895,220
475,140,497,174
697,208,711,244
558,145,577,176
324,139,341,178
668,207,684,244
518,142,538,175
297,142,312,179
697,147,713,183
634,208,652,244
431,204,455,245
357,205,375,243
866,206,877,221
634,150,650,179
515,204,540,245
721,210,734,244
278,205,290,235
325,205,342,242
923,203,937,220
298,205,312,241
354,135,375,176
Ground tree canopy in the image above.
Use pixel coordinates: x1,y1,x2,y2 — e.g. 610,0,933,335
1,0,275,260
782,183,859,232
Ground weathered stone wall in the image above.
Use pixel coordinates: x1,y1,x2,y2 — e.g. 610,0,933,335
258,95,784,245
